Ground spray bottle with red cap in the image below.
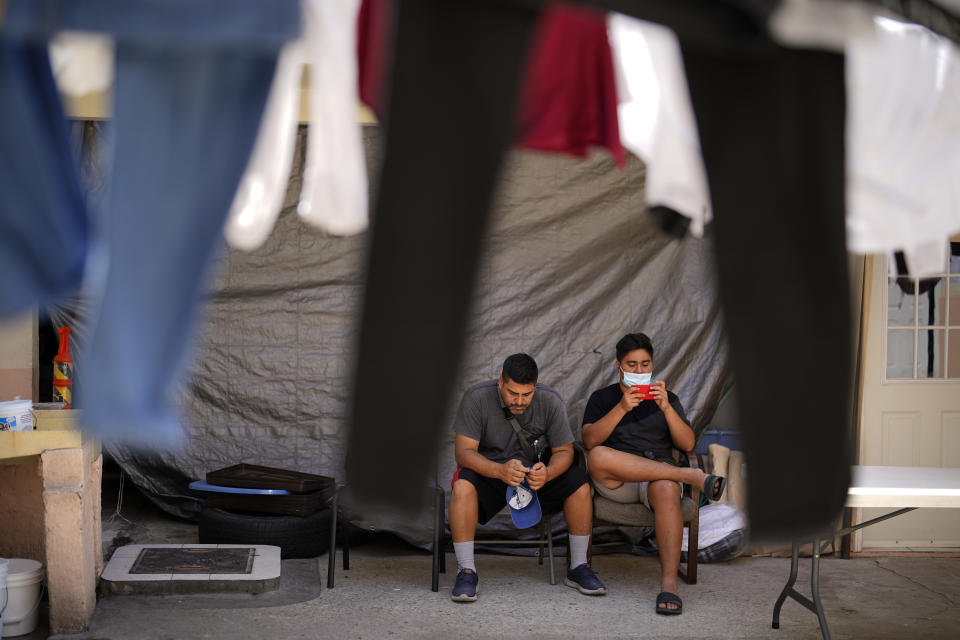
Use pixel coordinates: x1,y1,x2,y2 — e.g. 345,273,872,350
52,327,73,409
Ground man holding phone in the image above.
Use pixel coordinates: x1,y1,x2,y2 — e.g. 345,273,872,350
448,353,604,602
581,332,725,615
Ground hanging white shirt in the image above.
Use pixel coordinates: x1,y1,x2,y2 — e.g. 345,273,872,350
607,13,713,238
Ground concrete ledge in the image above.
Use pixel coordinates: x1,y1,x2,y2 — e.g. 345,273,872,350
101,576,281,596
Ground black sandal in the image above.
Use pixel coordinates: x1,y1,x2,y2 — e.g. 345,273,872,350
703,474,727,501
656,591,683,615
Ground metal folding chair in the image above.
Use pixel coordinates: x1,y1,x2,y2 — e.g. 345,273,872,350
431,485,561,591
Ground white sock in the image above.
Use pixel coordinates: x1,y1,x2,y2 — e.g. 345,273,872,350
569,534,590,569
454,541,476,573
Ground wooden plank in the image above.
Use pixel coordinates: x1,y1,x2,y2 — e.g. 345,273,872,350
0,430,85,460
34,409,82,431
64,83,379,125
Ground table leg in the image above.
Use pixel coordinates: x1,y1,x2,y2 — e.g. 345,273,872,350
772,540,801,629
772,508,917,639
772,538,832,639
811,537,831,639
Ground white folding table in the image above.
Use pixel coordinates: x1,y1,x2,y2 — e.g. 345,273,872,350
772,465,960,640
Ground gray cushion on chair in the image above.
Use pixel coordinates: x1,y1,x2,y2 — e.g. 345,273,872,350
594,495,699,526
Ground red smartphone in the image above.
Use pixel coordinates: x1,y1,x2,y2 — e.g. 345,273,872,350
632,384,652,400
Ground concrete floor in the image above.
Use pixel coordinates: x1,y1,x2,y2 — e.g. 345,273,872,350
37,468,960,639
48,546,960,640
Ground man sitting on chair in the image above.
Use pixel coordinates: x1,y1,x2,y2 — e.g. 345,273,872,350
582,332,725,615
449,353,604,602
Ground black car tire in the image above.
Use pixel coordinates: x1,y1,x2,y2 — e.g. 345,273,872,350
198,506,332,559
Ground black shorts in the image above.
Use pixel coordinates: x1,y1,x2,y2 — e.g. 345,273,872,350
453,465,589,525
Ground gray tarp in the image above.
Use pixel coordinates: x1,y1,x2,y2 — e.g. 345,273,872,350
106,126,731,546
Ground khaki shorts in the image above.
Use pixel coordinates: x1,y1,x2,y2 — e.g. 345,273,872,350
594,479,682,510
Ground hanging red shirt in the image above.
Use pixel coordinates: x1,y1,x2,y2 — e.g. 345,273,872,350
515,4,625,167
357,0,625,167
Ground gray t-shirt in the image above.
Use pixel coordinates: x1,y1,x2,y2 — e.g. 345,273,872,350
453,380,573,466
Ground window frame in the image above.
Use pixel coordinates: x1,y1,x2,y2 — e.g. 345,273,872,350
881,244,960,383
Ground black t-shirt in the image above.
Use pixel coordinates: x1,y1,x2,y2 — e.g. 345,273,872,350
582,383,688,458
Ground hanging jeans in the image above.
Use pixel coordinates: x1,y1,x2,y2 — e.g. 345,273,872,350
0,40,88,318
2,0,299,446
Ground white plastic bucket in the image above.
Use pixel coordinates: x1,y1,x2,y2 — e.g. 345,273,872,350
1,559,43,638
0,399,32,432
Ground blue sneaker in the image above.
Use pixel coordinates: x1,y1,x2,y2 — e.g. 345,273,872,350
451,569,478,602
564,563,606,595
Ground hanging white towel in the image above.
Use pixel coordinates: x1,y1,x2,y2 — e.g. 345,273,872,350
226,0,368,251
225,40,305,251
297,0,368,236
607,13,713,237
847,16,960,275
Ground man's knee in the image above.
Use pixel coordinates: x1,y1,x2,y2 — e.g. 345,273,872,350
586,445,614,475
567,481,591,504
450,478,477,505
559,478,592,517
647,479,681,507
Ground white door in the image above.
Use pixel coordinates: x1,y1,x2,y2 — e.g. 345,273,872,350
857,247,960,549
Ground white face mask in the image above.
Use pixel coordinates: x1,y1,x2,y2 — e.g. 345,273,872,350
621,368,652,387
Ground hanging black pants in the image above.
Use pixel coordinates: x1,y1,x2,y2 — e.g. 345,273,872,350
680,41,851,538
346,0,852,540
344,0,539,512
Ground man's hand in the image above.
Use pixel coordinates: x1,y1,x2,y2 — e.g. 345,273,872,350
526,462,548,490
651,380,670,411
500,459,530,487
618,384,643,413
